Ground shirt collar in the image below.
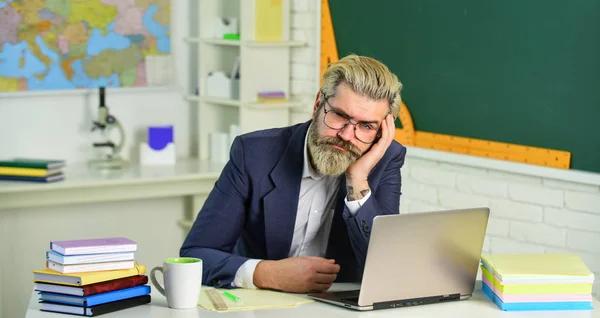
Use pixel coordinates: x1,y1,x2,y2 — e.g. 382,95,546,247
303,123,325,180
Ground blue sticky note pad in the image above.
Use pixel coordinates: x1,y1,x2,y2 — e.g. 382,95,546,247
482,283,593,311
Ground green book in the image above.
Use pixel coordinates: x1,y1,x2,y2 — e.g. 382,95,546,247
0,158,65,169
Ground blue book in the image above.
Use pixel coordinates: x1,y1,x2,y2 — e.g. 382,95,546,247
39,285,150,307
482,282,593,311
40,295,151,316
0,174,64,183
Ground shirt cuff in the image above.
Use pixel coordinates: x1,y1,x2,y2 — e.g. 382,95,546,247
231,259,262,289
344,190,372,216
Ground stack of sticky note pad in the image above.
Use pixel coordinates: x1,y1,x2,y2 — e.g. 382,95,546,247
32,237,151,316
480,254,595,311
257,91,286,103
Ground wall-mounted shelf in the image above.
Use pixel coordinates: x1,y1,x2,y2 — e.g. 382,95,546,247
185,0,305,162
245,40,306,48
186,94,306,110
185,95,241,107
201,38,242,46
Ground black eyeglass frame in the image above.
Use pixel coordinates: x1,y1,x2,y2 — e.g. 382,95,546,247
321,98,387,144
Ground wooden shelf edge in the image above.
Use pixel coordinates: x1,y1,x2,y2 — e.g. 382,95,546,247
196,38,306,48
187,95,308,109
244,40,306,48
200,38,242,46
184,95,200,102
185,95,241,107
244,100,305,110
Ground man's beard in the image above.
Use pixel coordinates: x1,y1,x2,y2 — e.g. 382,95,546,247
307,123,363,176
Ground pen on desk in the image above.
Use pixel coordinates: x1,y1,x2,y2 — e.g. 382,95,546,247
223,291,242,303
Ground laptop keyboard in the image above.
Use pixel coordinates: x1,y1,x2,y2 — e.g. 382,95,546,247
330,290,360,298
343,297,359,304
329,289,360,304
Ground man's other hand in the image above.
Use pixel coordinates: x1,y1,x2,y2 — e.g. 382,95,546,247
253,256,340,293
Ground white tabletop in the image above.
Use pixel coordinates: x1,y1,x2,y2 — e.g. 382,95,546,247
0,158,224,194
26,282,599,318
0,158,224,210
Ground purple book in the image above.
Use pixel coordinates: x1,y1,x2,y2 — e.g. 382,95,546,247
258,91,285,97
51,238,137,256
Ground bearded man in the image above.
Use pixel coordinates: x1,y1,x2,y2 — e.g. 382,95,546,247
180,54,407,293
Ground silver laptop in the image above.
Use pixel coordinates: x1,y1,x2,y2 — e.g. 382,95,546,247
308,207,490,311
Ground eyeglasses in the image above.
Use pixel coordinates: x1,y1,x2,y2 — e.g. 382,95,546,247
322,99,383,144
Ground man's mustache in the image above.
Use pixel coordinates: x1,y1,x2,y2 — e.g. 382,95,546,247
318,137,362,159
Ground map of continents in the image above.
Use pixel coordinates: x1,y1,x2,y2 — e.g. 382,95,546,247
0,0,170,92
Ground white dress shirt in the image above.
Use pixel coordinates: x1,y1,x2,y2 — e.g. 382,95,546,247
232,124,371,288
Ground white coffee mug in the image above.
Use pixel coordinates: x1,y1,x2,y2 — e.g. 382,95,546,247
150,257,203,309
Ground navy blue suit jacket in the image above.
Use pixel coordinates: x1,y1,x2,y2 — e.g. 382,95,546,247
180,120,406,288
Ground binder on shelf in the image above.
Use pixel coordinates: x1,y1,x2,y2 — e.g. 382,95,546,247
255,0,283,42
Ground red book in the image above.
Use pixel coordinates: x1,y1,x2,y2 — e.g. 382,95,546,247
35,275,148,296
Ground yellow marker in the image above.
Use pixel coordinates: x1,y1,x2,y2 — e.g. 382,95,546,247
223,291,242,303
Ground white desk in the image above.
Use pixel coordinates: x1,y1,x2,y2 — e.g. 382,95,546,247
25,282,599,318
0,158,224,225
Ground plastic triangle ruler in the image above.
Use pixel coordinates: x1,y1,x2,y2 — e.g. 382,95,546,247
320,0,339,82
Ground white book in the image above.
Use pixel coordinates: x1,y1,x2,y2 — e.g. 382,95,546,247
46,250,135,265
35,283,85,296
47,260,135,274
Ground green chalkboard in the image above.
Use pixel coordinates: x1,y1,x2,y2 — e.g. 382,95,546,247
330,0,600,173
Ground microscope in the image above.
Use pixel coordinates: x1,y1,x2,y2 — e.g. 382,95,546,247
88,87,128,170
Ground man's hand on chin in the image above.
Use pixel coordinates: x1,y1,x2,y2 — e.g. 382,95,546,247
253,256,340,293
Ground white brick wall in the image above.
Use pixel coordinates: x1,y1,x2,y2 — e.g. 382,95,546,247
457,174,508,198
294,1,600,299
400,155,600,298
508,183,564,207
290,0,319,123
489,199,543,222
291,0,309,12
544,207,600,232
565,191,600,214
411,165,456,188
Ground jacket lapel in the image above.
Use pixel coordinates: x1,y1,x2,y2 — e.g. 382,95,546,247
263,121,311,260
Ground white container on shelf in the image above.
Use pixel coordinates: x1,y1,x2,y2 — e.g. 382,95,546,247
214,17,238,39
205,71,239,99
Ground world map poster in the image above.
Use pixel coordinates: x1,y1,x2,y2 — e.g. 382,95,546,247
0,0,171,92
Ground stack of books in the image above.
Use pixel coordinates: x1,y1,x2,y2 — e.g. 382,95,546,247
0,158,65,183
480,254,595,311
32,237,151,316
257,91,286,103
